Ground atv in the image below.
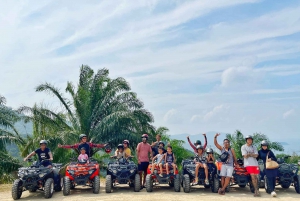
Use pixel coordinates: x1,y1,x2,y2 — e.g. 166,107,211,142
105,156,140,193
12,159,62,200
264,156,300,194
181,157,219,193
145,162,180,192
63,158,100,195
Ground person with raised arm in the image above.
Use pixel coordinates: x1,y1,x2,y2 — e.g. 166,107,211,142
187,133,207,153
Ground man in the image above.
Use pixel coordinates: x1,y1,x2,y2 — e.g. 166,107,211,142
136,134,152,189
123,140,131,156
214,133,237,195
151,134,161,156
187,133,207,153
58,134,107,157
24,140,53,168
241,135,260,197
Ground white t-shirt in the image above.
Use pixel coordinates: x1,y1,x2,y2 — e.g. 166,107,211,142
241,144,258,167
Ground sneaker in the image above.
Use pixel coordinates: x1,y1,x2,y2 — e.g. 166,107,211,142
159,174,163,177
218,188,222,194
205,179,209,185
271,191,277,197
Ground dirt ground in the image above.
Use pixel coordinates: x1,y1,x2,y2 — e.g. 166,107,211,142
1,180,300,201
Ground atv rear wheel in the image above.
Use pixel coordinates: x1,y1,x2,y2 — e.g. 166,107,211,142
105,175,112,193
281,183,290,189
134,174,140,192
211,175,219,193
145,174,153,192
63,176,71,196
264,176,271,194
93,176,100,194
174,175,180,192
294,175,300,194
225,185,230,192
44,178,54,199
183,174,191,193
12,179,23,200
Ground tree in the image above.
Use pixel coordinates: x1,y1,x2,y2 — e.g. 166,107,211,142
226,130,284,159
18,65,155,158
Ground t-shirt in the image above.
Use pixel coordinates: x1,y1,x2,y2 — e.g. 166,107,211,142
137,142,152,162
78,154,88,161
124,148,131,156
241,144,258,167
155,153,164,163
78,143,91,157
115,150,126,159
35,148,51,161
195,153,207,163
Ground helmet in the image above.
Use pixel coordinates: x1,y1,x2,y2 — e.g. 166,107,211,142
158,141,165,146
194,140,201,145
79,134,87,140
261,140,269,146
117,144,124,149
123,140,129,144
141,134,149,138
80,147,86,150
39,140,47,145
196,145,204,150
245,135,253,141
206,148,214,154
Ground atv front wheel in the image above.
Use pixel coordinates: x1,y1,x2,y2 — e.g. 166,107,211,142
105,175,112,193
63,176,71,196
44,178,54,199
211,175,219,193
294,175,300,194
145,174,153,192
93,176,100,194
12,179,23,200
264,176,271,194
134,174,140,192
54,175,62,192
183,174,191,193
174,175,180,192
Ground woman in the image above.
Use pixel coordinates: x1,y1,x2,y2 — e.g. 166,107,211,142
257,140,278,197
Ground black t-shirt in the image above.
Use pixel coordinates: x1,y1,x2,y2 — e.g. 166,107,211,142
35,148,51,161
78,143,91,157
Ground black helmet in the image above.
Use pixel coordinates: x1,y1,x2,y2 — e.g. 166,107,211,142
237,159,244,166
196,145,204,150
158,141,165,146
245,135,253,141
194,140,201,145
117,144,124,149
79,134,87,140
206,148,214,154
39,140,47,145
261,140,269,146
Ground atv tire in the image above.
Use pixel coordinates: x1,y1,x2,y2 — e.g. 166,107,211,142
211,175,219,193
183,174,191,193
105,175,112,193
264,176,271,194
174,175,180,192
93,176,100,194
12,179,23,200
44,178,54,199
134,174,140,192
225,185,230,192
63,176,71,196
294,175,300,194
54,175,62,192
146,174,153,192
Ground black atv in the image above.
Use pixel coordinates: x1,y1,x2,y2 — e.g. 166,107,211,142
12,159,62,200
264,156,300,194
105,156,140,193
181,156,219,193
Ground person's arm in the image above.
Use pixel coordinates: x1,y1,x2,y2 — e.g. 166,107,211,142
24,151,36,161
214,133,222,151
231,148,238,166
270,151,277,161
58,143,79,149
48,151,53,161
127,148,132,156
152,155,157,163
241,145,249,158
203,133,207,149
250,146,258,158
90,142,106,148
187,136,197,151
173,153,176,164
149,145,153,160
136,143,140,164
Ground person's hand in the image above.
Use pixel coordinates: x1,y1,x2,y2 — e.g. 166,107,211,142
58,144,62,148
23,158,28,162
215,133,220,137
138,160,141,164
50,158,53,161
202,133,206,136
187,135,190,139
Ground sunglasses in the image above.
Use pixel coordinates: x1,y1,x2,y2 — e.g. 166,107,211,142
142,137,147,140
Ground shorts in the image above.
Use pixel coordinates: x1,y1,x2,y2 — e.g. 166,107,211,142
138,162,149,172
155,161,165,165
220,164,233,177
245,166,260,175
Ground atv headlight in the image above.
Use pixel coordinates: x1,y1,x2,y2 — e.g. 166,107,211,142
39,173,47,178
130,169,135,173
292,169,296,174
89,170,94,174
113,170,117,174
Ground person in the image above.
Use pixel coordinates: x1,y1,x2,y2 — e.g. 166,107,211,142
241,135,260,197
257,140,278,197
151,134,162,156
112,144,128,159
123,140,132,156
58,134,107,157
24,140,53,168
165,145,176,177
206,148,215,164
78,147,89,161
151,147,165,177
214,133,237,195
194,145,209,185
136,134,152,189
158,141,167,154
187,133,207,153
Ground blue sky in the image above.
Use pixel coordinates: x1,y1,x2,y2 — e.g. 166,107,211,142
0,0,300,143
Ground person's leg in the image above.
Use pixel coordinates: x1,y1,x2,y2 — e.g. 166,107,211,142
251,174,259,196
172,163,176,173
221,177,225,188
203,164,209,180
267,176,275,192
166,163,169,174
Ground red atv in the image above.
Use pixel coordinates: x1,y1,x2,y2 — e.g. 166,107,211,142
145,163,180,192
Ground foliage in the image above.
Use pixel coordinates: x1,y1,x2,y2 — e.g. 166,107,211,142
226,130,284,159
276,152,300,164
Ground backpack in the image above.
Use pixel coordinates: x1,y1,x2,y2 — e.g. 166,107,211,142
219,148,231,163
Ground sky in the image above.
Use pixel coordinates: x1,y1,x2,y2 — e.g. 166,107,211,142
0,0,300,142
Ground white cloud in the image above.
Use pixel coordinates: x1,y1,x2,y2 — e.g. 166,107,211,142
190,115,202,122
283,109,295,119
163,108,181,123
203,104,229,121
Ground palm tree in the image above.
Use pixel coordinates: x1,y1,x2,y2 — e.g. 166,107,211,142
226,130,284,159
18,65,155,157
